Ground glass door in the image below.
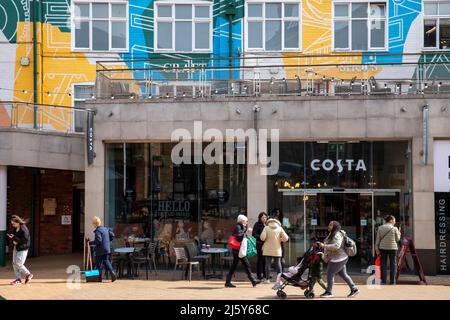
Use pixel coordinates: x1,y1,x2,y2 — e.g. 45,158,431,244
358,192,374,273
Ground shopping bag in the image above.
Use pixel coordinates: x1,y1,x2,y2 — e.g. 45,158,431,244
246,235,257,257
375,255,381,280
239,237,248,258
83,238,102,283
228,235,241,251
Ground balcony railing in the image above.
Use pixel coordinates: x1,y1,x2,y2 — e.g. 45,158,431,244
0,102,88,134
95,53,450,100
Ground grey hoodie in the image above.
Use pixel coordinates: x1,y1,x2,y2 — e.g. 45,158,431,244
324,230,348,263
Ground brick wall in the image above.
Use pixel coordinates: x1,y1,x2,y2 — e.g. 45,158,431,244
38,169,74,255
7,167,77,256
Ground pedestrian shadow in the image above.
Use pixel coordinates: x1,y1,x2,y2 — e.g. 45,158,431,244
256,294,307,300
172,287,224,290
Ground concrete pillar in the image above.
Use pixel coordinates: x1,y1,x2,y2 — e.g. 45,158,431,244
247,164,267,227
0,166,7,267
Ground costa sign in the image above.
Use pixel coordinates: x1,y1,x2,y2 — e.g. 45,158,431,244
311,159,367,172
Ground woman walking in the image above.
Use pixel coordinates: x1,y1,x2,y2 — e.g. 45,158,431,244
318,221,359,298
375,215,401,285
7,215,33,285
252,212,268,281
89,216,117,282
225,214,261,288
260,216,289,284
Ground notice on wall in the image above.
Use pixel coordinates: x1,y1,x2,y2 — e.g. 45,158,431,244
434,140,450,193
61,215,72,225
43,198,57,216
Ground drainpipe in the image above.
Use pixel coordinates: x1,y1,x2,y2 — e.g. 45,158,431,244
225,1,236,82
0,166,7,267
33,0,39,129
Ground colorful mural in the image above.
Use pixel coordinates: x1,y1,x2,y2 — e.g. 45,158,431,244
0,0,448,131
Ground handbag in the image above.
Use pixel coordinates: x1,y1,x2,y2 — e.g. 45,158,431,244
246,235,257,257
239,237,248,258
83,238,102,283
374,255,381,280
228,235,241,251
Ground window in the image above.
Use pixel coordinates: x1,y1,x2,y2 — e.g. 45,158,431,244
246,1,301,51
423,1,450,49
72,1,128,51
73,84,94,133
333,2,387,51
154,2,212,52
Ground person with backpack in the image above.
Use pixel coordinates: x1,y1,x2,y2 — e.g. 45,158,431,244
7,215,33,285
252,212,268,281
375,215,401,285
260,216,289,284
88,216,117,282
225,214,261,288
317,221,359,298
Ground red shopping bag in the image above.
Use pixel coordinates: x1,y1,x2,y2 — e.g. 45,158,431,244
228,235,241,250
375,255,381,280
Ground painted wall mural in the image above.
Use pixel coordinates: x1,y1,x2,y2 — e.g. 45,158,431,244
0,0,449,131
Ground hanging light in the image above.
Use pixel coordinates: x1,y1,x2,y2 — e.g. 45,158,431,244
111,95,115,100
283,181,290,188
22,89,28,94
294,182,300,188
47,91,51,97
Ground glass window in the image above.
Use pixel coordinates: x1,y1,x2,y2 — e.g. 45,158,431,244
246,2,301,51
73,84,94,133
105,143,247,246
333,2,386,51
423,2,450,49
248,4,263,17
265,20,282,50
157,22,172,49
155,3,212,52
334,21,349,49
335,4,349,17
72,1,128,51
424,19,437,48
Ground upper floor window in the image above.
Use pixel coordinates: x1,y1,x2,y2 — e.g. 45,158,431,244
423,1,450,49
333,1,387,51
154,2,212,52
245,1,301,52
72,1,128,52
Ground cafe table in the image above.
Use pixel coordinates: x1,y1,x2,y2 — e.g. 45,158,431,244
114,247,140,279
200,248,229,279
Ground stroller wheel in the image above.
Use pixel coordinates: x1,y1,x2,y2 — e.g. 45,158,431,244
306,291,315,299
277,290,287,299
304,290,309,297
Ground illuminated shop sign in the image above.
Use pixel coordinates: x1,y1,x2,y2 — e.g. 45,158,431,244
310,159,367,173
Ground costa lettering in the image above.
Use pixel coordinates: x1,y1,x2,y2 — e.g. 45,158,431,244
311,159,367,173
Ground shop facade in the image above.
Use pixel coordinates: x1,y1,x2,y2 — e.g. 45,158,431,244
86,95,450,275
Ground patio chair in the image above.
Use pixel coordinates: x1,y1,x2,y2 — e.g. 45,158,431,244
131,242,158,279
368,76,392,94
184,241,210,279
172,247,199,282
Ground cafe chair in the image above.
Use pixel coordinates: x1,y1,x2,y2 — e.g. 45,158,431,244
131,242,158,279
184,241,210,279
172,247,199,282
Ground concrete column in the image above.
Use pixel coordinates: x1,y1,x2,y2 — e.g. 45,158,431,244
0,166,7,267
247,164,267,227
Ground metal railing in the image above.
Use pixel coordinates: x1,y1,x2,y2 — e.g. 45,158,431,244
1,102,89,134
95,53,450,100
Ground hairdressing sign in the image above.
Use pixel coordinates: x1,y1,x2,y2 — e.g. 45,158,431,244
434,140,450,274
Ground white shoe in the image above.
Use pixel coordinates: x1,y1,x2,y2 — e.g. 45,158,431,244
272,283,282,290
264,279,270,284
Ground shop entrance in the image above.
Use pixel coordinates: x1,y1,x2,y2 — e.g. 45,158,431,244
280,189,399,273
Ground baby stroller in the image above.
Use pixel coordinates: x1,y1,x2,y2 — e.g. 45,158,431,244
276,245,324,299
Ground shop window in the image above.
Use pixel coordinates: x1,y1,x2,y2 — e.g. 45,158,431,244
72,1,128,52
423,1,450,50
333,1,387,51
245,1,301,51
73,84,94,133
154,2,212,52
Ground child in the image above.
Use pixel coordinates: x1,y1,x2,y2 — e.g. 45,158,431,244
272,263,300,290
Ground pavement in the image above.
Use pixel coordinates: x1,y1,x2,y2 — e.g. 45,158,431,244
0,254,449,300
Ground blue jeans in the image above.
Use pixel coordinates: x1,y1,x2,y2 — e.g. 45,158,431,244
326,258,356,293
95,254,114,277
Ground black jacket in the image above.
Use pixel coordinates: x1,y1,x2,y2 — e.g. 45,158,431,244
11,225,31,252
233,223,247,242
252,221,266,245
